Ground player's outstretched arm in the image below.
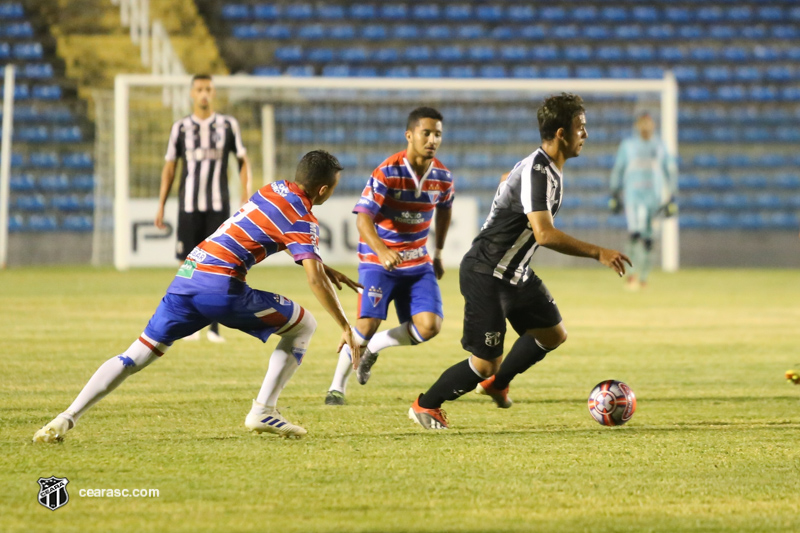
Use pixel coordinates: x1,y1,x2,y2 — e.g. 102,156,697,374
302,259,361,368
356,212,402,270
155,160,177,229
527,211,632,277
323,264,363,293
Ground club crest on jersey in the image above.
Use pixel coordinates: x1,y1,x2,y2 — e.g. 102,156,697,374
367,286,383,307
37,476,69,511
272,294,292,306
484,332,502,347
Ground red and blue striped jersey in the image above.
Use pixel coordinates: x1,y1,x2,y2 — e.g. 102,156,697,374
353,151,454,273
167,180,321,295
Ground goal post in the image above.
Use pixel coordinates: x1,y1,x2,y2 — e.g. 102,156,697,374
110,73,679,271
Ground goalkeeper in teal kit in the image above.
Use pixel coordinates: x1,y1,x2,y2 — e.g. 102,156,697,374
609,112,677,290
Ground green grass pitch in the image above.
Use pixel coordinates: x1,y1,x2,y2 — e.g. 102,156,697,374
2,266,799,532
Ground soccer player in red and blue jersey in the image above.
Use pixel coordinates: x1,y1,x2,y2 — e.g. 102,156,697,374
326,107,454,405
34,151,361,442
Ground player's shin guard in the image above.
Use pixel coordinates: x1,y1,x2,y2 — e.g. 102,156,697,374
327,326,369,394
492,335,552,390
418,358,489,409
65,334,168,423
256,309,316,407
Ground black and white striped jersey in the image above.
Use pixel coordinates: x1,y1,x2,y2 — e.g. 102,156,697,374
165,113,247,213
462,148,563,286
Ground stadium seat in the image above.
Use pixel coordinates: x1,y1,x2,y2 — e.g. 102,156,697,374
29,152,59,168
615,25,642,40
329,24,354,40
679,213,704,229
698,6,724,22
540,7,566,22
758,6,783,21
445,4,471,20
3,21,33,38
646,25,675,40
274,45,302,63
690,47,717,62
28,214,58,232
725,154,752,168
740,175,768,189
351,4,377,20
321,65,348,77
51,194,81,211
467,45,494,61
777,127,800,142
411,5,439,20
71,174,94,191
318,4,343,20
252,4,278,20
457,24,484,40
727,6,751,22
707,175,735,191
385,66,411,78
704,66,732,82
520,25,545,40
62,215,93,232
692,154,719,168
62,152,92,169
775,174,800,189
722,46,749,62
543,66,570,79
782,86,800,101
552,25,579,40
575,66,604,79
640,66,664,79
285,65,314,77
607,66,635,79
476,5,503,22
735,66,760,82
448,65,475,78
678,174,701,191
393,25,418,40
306,47,332,63
15,193,46,210
424,25,451,40
678,26,703,40
741,25,767,40
13,42,42,60
632,6,658,22
499,45,525,62
531,45,559,61
32,85,61,100
340,47,368,63
627,45,654,62
285,3,312,20
479,65,506,78
297,24,324,40
584,26,610,40
372,47,398,63
489,26,513,41
596,46,623,62
685,193,719,210
709,26,736,40
8,214,24,232
659,46,684,62
9,173,34,191
361,24,387,41
507,5,534,22
23,63,54,79
564,45,591,62
415,65,442,78
252,65,280,76
52,126,82,143
16,125,48,142
717,85,746,101
766,66,794,82
753,46,780,61
601,7,628,22
0,41,9,59
0,2,24,19
750,86,778,102
221,4,250,20
404,45,431,62
231,25,259,39
512,66,539,79
10,152,23,167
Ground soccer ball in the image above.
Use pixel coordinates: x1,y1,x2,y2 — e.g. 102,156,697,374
587,380,636,426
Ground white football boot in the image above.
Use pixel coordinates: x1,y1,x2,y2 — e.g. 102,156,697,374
245,400,307,437
33,413,75,443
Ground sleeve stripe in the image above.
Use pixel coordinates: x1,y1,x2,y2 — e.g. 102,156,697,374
228,116,247,157
165,120,181,161
520,160,534,213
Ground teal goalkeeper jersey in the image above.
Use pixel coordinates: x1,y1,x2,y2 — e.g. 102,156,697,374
610,136,676,204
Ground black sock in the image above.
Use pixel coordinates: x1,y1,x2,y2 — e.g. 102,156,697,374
210,322,219,334
492,335,551,390
418,359,485,409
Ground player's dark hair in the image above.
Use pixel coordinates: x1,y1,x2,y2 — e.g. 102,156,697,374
537,93,585,141
191,74,212,85
406,106,444,131
295,150,343,189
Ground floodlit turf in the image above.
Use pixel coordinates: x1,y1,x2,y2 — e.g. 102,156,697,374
2,266,800,532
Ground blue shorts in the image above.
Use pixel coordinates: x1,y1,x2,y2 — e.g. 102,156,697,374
144,286,302,345
357,265,443,324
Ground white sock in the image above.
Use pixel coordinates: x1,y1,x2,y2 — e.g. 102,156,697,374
328,327,369,394
255,308,316,408
65,334,168,423
366,321,425,354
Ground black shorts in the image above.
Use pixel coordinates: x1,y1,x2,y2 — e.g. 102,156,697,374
460,266,562,360
176,210,228,260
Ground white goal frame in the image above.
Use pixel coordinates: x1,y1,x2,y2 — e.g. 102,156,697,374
113,74,679,271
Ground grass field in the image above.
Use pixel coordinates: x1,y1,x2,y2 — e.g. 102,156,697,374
2,266,800,532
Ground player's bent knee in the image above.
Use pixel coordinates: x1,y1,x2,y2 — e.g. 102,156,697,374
120,335,168,374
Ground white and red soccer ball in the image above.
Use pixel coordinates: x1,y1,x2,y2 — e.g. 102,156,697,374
588,380,636,426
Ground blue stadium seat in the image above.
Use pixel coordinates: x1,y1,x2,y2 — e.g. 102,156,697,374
351,4,376,20
531,45,559,61
685,193,718,210
679,214,704,229
734,66,760,82
739,175,768,188
632,6,658,22
252,65,280,76
393,25,418,40
297,24,324,40
28,214,58,232
507,5,534,22
596,46,623,62
754,46,780,61
690,47,717,62
741,25,767,40
766,66,794,82
13,42,43,60
737,213,766,230
758,6,783,21
725,154,751,168
51,194,82,211
221,4,250,20
340,47,368,63
499,45,525,62
8,214,25,232
415,65,442,78
489,26,513,41
705,212,734,229
464,153,492,169
72,174,94,191
791,6,800,21
757,154,785,168
361,24,387,41
564,45,591,62
742,127,770,142
252,4,278,20
709,25,736,40
646,25,675,40
274,45,302,63
608,66,635,79
0,41,9,59
0,2,24,19
29,152,58,168
16,125,48,142
307,47,334,63
777,127,800,142
722,46,749,62
678,174,701,190
782,86,800,101
627,45,654,62
385,66,411,78
767,212,800,230
23,63,54,79
62,152,92,169
457,24,484,40
679,128,704,143
707,174,735,190
750,86,778,102
32,85,61,100
468,45,494,61
543,66,570,78
15,193,45,210
512,66,539,78
318,4,343,20
520,25,545,40
727,6,751,22
63,215,93,232
775,174,800,189
692,154,719,168
411,5,439,20
665,7,690,22
540,7,566,22
678,25,703,39
615,25,642,40
584,25,610,40
372,47,398,63
448,65,475,78
2,21,32,37
720,193,749,209
601,7,628,22
424,25,451,40
572,6,598,22
53,126,82,143
231,25,259,39
717,85,746,101
443,4,470,21
640,66,664,79
10,152,23,166
704,66,732,82
479,65,506,78
379,3,406,20
755,193,782,209
285,65,314,77
575,66,604,79
329,24,354,40
9,172,34,191
698,6,724,22
548,24,575,40
476,5,503,22
404,45,431,62
659,46,684,62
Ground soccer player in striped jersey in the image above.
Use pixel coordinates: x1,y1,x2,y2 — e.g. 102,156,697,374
155,74,252,343
325,107,454,405
34,151,361,442
409,94,631,430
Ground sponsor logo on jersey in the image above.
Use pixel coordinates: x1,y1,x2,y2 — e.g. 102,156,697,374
367,286,383,307
396,211,424,224
176,259,197,279
271,182,290,197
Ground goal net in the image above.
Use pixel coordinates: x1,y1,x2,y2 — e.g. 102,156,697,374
100,74,678,271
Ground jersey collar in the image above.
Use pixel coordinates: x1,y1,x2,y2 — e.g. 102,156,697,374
287,181,314,211
537,147,562,179
402,151,434,198
191,113,217,126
